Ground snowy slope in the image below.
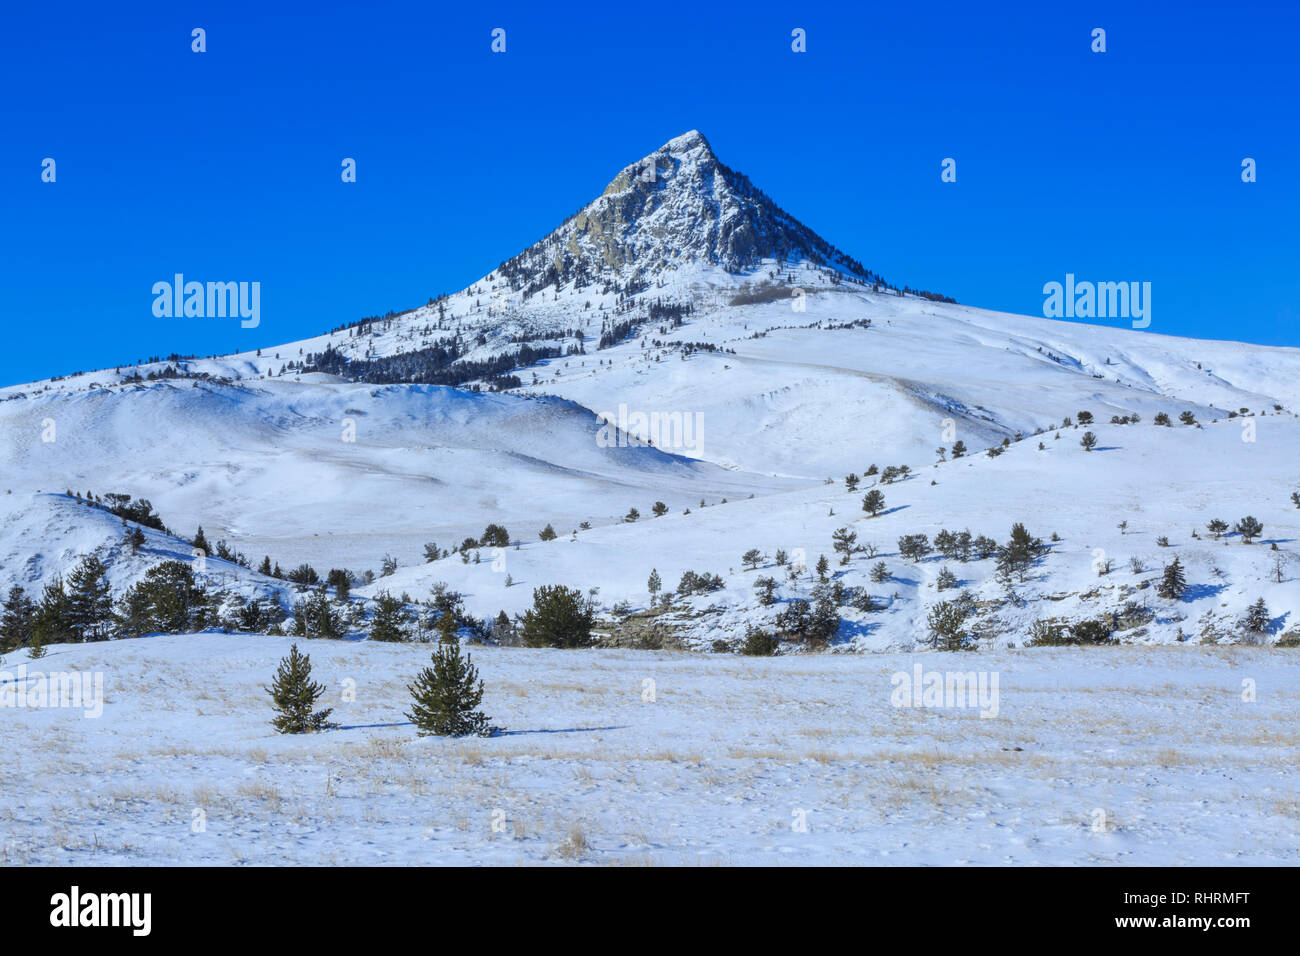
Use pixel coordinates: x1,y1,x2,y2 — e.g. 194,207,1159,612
1,130,1297,647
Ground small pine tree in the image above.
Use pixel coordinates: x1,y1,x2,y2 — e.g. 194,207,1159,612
267,643,333,734
1206,518,1228,539
861,489,885,517
520,585,595,648
538,523,558,541
1235,515,1263,544
1242,597,1270,636
1080,431,1098,452
1157,556,1187,599
192,526,209,554
870,561,890,583
369,591,410,642
406,642,492,737
647,569,661,599
1,586,36,652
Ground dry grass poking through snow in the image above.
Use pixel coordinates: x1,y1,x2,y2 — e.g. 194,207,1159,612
1,634,1299,865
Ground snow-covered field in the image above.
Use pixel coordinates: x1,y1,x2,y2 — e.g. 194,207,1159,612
3,634,1297,865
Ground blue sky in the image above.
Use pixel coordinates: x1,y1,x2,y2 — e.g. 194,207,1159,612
3,0,1297,386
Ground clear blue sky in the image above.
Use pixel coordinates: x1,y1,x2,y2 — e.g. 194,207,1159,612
3,0,1297,386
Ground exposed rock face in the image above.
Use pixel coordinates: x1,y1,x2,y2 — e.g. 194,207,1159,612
497,130,878,295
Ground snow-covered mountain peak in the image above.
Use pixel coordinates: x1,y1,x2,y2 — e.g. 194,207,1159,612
497,129,880,296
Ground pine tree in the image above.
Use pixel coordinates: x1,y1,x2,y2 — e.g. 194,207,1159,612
861,489,886,517
1206,518,1228,538
406,640,491,737
1080,430,1098,451
66,555,113,641
267,643,333,734
1,587,35,652
369,591,410,642
832,526,858,565
33,576,74,647
538,523,558,541
647,569,661,599
192,526,209,554
520,585,595,648
1235,515,1263,544
815,554,830,581
293,587,345,639
137,560,208,633
1242,597,1270,636
927,599,969,651
1157,556,1187,599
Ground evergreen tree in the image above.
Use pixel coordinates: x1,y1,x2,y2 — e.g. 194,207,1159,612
1157,556,1187,599
192,526,209,554
369,591,410,642
647,568,661,600
870,560,890,582
651,501,668,517
139,560,208,633
1206,518,1228,539
0,587,35,652
480,523,510,547
32,576,74,647
112,583,154,638
266,643,333,734
1235,515,1263,544
950,440,966,458
293,587,345,639
831,527,858,565
126,526,146,552
538,523,558,541
926,599,970,651
815,554,830,581
898,533,931,562
742,548,764,570
326,568,352,601
1080,431,1098,451
258,555,273,575
1242,597,1270,636
406,640,492,737
520,585,595,648
66,555,113,641
861,489,886,517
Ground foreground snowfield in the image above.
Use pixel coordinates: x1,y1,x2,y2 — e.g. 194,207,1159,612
3,634,1297,865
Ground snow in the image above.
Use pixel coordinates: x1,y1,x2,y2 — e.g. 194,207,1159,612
2,633,1297,865
1,129,1298,864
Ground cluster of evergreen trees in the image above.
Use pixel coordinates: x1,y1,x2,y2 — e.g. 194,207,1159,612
0,558,213,653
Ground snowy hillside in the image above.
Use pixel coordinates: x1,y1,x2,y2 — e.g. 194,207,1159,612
1,130,1298,652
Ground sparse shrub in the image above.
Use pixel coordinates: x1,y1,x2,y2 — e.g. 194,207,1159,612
741,627,779,656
